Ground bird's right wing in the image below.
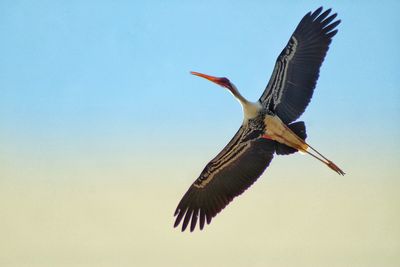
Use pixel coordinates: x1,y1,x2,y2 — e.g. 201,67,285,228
259,7,340,124
174,126,276,232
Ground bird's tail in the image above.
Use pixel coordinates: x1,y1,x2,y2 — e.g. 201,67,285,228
276,121,307,155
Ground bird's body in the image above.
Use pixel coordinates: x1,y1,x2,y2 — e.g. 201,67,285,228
241,101,262,122
174,7,344,232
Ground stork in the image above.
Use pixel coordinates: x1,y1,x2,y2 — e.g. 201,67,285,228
174,7,344,232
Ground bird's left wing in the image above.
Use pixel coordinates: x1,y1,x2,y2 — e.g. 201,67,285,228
174,126,276,232
259,7,340,124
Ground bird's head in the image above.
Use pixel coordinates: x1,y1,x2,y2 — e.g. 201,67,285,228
190,71,251,111
190,71,234,91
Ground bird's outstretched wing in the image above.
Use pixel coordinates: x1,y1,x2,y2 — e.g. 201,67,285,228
259,7,340,124
174,126,276,232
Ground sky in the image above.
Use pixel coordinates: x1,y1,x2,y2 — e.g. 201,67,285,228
0,0,399,266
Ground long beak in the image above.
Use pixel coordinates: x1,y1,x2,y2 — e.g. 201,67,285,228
190,71,228,87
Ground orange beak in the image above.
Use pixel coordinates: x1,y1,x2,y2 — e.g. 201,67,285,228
190,71,230,88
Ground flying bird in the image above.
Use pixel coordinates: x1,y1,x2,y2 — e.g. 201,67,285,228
174,7,344,232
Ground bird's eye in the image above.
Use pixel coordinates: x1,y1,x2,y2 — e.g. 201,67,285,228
219,77,231,88
220,77,229,84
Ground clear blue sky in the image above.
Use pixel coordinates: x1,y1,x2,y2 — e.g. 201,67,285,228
1,0,399,154
0,1,399,266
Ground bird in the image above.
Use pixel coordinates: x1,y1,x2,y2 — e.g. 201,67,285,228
174,7,344,232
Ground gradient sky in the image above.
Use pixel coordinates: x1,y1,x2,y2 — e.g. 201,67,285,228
1,1,399,266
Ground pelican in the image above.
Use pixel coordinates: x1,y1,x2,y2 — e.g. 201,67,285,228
174,7,344,232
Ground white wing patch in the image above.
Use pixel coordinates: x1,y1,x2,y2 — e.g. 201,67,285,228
261,36,298,107
193,141,251,189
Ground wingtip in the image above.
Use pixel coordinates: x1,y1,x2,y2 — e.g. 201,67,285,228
173,218,180,228
181,223,188,232
314,6,323,15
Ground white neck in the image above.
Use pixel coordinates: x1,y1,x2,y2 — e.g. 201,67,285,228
229,84,262,122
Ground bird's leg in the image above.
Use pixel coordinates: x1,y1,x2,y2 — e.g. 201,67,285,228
263,115,345,175
304,143,345,175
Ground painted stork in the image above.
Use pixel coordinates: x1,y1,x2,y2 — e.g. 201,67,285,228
174,7,344,232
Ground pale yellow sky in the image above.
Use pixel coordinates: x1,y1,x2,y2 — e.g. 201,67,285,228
1,149,399,266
